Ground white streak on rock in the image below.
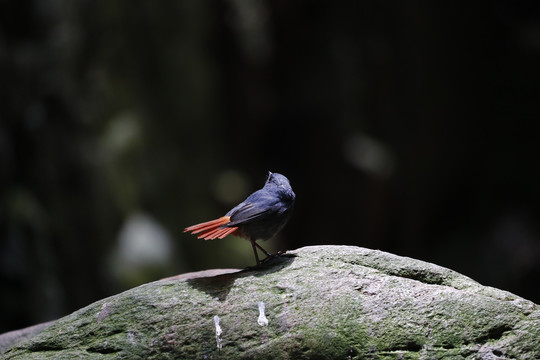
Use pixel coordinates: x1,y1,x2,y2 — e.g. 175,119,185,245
257,301,268,326
127,331,136,345
97,302,113,323
213,315,222,350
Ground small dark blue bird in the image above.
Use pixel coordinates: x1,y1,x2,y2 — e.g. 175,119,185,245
184,172,295,264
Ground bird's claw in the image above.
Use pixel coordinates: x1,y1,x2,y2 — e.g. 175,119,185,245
260,250,286,264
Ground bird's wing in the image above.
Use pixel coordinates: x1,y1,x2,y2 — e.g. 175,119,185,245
226,199,276,226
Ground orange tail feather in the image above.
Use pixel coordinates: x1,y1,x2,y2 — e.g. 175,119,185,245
184,216,238,240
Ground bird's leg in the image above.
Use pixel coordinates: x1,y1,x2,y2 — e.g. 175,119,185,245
255,240,281,265
253,241,271,258
250,239,261,265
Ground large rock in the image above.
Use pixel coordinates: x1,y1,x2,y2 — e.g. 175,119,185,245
2,245,539,359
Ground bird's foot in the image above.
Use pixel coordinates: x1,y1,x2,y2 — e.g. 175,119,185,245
260,250,286,264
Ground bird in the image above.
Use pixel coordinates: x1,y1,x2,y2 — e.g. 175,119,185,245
184,172,295,265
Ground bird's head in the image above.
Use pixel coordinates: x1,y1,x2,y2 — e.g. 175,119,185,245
265,172,295,200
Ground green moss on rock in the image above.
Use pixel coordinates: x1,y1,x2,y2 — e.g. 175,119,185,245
2,245,539,359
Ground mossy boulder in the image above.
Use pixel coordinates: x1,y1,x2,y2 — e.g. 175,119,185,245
2,245,539,359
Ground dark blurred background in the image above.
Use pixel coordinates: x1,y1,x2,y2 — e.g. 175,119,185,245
1,0,539,333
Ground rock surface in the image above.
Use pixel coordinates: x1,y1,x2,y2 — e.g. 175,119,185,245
2,245,539,359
